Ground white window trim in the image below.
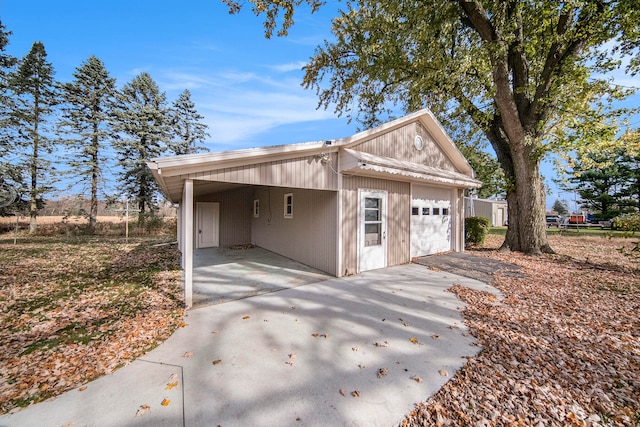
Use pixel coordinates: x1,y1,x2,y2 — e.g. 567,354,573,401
284,193,293,219
253,199,260,218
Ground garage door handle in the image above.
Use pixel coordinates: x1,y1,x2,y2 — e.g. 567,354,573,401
198,229,202,234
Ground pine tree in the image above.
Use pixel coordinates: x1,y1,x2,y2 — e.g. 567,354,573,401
8,41,59,232
112,72,170,215
58,55,117,233
169,89,210,155
0,21,23,216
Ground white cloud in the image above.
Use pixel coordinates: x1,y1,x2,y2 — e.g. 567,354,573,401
156,66,340,148
270,61,307,72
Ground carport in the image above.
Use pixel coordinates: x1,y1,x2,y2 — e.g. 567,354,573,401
192,245,332,307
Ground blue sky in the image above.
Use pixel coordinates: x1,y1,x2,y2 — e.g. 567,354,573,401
1,0,359,149
2,1,638,209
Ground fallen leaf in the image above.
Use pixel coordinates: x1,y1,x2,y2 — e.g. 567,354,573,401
242,315,250,320
263,319,269,322
438,370,448,377
78,386,87,392
358,364,366,369
352,346,359,352
412,375,423,383
289,353,297,359
169,373,178,380
431,334,440,339
339,389,347,396
179,322,188,328
410,337,419,344
377,368,389,378
161,398,170,406
211,330,219,334
374,341,390,347
135,404,151,417
285,361,295,366
352,390,360,397
212,359,222,365
312,333,319,337
165,381,178,390
183,351,193,358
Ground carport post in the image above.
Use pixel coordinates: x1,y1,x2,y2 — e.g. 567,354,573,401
183,179,194,308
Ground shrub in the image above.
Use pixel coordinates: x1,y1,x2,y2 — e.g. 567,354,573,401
613,212,640,233
465,216,491,246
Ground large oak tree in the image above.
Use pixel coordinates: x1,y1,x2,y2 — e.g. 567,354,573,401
225,0,639,254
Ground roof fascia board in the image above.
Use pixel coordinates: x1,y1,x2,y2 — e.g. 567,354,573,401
150,143,338,178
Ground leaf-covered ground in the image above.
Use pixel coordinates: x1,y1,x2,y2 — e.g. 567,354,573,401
0,235,184,413
401,234,640,427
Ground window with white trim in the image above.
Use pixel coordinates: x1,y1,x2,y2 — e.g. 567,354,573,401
284,193,293,218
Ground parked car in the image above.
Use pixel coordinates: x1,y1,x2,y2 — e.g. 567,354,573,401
546,215,561,227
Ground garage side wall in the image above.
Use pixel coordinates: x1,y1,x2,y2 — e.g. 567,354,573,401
195,188,253,246
340,176,411,276
251,188,338,275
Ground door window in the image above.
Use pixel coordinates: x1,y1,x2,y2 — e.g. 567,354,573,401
364,197,382,246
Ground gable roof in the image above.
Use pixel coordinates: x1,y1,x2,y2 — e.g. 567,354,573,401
148,108,480,201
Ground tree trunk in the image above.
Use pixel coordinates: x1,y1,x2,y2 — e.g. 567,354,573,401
89,128,99,235
29,120,39,234
501,147,553,254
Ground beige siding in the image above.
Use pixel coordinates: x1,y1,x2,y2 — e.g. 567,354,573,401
251,188,338,275
185,154,339,191
351,122,456,172
195,188,253,246
340,176,411,275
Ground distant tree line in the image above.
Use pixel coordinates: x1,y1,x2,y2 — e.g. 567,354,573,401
0,21,210,233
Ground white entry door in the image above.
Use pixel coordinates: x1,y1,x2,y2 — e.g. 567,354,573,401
358,190,387,272
196,202,220,248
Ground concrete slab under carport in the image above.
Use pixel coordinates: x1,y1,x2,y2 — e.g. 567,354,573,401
192,245,332,308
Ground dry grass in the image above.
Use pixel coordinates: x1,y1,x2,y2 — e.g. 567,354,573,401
0,234,184,413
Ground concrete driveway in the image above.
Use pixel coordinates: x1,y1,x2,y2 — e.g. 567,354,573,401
0,261,500,427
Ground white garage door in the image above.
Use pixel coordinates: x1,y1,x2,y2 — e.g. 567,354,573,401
411,185,452,258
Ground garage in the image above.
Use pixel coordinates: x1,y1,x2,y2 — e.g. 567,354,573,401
411,184,453,257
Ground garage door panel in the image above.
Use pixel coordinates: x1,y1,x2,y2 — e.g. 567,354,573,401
411,185,452,258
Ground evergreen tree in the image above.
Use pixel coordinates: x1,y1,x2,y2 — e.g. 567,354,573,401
169,89,210,155
0,21,24,216
8,41,59,232
58,55,117,233
113,72,170,215
564,148,639,219
551,200,569,216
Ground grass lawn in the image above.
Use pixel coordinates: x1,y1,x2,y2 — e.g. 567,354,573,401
0,234,184,413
